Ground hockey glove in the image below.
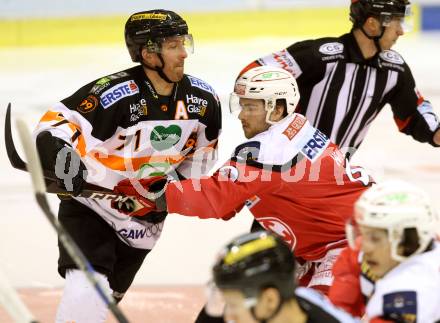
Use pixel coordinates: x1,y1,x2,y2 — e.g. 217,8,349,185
36,131,87,196
112,176,168,217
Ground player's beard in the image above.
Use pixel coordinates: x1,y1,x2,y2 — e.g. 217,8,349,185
169,64,185,82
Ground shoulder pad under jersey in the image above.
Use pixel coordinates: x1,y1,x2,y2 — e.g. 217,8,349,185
314,37,346,62
378,50,407,72
89,70,134,96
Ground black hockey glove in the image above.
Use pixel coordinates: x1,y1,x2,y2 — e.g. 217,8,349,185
36,131,88,196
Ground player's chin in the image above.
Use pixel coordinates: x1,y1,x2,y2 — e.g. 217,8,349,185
367,261,384,277
384,41,395,50
171,69,185,82
243,129,253,139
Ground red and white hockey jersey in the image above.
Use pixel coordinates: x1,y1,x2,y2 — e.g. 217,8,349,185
166,113,372,262
330,242,440,323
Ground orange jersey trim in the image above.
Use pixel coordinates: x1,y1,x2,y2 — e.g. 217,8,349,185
91,151,185,171
39,110,87,156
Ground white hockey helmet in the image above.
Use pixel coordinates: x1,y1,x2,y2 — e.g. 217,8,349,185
349,180,439,261
229,65,300,124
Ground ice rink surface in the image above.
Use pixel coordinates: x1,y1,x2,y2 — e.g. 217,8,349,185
0,34,439,293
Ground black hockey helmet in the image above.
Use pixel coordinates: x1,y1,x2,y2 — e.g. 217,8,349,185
350,0,410,28
125,9,189,62
213,231,296,300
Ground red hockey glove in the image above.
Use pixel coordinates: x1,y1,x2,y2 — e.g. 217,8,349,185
111,176,168,217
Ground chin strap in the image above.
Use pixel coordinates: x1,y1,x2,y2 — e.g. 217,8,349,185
359,24,385,53
139,49,174,84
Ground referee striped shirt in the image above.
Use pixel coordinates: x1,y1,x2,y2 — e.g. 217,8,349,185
241,32,439,152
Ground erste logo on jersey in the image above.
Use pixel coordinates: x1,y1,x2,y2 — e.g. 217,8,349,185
257,217,297,251
319,42,344,55
301,129,330,162
188,76,216,96
100,80,139,109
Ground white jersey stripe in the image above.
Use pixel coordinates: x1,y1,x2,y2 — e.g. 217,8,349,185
306,62,338,126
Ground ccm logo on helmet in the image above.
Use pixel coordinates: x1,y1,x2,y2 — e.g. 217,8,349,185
100,80,139,109
319,42,344,55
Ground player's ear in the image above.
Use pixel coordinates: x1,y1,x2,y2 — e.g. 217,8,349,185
256,288,281,318
271,100,286,121
141,48,155,65
365,16,380,34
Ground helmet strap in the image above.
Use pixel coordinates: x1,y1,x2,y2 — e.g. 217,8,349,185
155,54,174,84
140,48,175,84
360,23,386,53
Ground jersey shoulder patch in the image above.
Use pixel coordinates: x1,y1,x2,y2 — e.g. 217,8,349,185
186,75,217,96
232,141,261,162
382,291,417,323
378,50,407,72
89,71,132,95
318,42,344,55
313,37,345,61
282,114,307,140
379,50,405,65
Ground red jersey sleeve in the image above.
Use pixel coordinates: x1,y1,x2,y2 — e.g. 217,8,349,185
166,160,274,219
328,246,366,317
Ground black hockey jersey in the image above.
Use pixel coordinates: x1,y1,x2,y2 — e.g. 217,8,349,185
33,65,221,249
195,287,359,323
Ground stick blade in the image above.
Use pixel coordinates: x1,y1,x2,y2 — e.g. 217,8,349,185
15,119,46,194
5,103,27,171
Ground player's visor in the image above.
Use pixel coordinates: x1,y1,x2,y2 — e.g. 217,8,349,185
156,34,194,54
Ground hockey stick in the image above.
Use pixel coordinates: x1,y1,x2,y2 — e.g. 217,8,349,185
0,267,38,323
15,119,130,323
5,104,172,205
4,103,138,203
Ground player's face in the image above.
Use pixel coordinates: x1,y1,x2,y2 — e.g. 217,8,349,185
238,98,270,139
379,18,405,50
160,35,189,82
359,225,399,278
222,290,258,323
